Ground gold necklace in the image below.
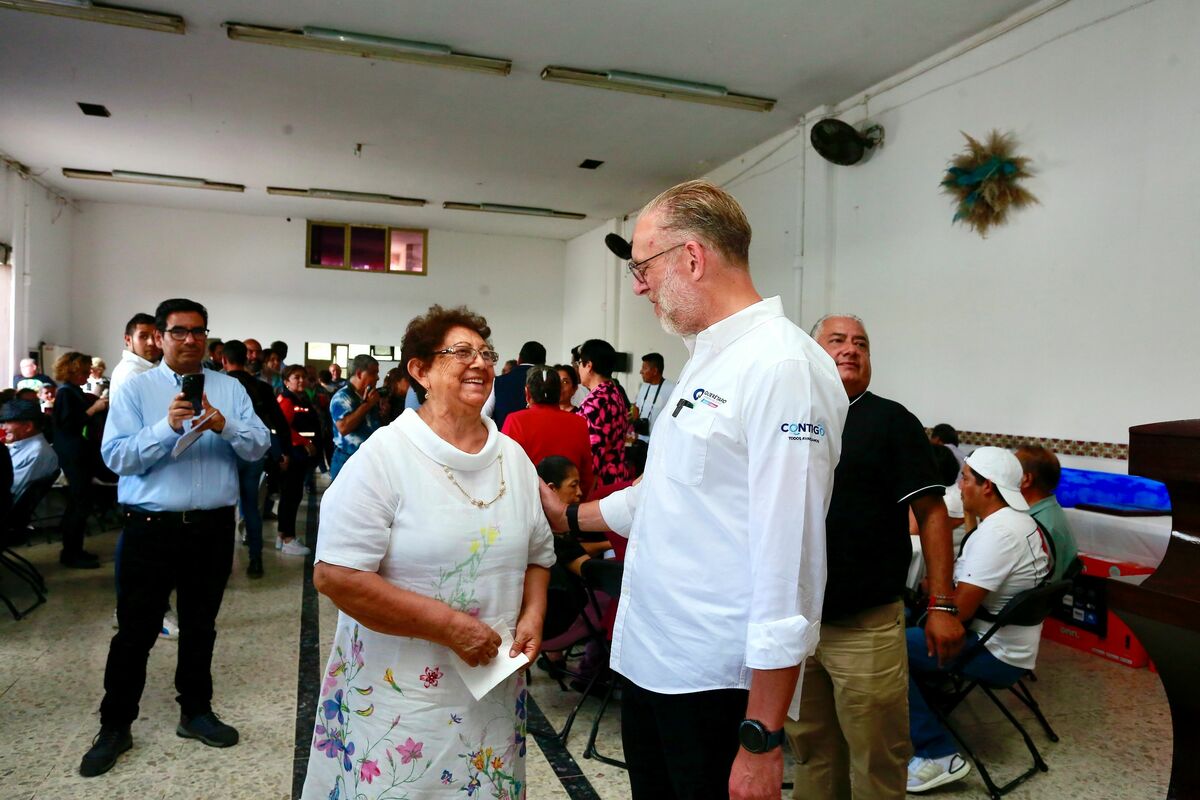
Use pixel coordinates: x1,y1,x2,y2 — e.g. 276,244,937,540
442,454,506,509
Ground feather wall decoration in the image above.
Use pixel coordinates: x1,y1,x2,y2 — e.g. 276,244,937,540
941,130,1037,237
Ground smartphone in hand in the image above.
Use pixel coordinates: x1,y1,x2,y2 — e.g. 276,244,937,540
181,373,205,416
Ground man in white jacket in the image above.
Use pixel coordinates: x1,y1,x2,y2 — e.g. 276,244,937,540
109,313,161,396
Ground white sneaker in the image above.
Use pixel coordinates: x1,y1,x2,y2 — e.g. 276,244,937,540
280,539,311,556
908,754,970,793
159,612,179,640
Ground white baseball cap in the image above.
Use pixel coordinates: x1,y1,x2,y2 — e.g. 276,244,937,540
964,446,1029,511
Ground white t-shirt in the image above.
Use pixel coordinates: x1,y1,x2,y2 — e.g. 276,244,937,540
955,506,1050,670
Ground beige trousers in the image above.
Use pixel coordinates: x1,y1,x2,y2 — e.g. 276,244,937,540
785,600,911,800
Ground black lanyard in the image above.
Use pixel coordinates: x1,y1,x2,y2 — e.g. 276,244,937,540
642,382,663,423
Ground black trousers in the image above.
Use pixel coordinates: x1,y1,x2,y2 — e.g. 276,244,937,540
621,680,749,800
56,445,92,557
277,445,310,538
99,507,235,726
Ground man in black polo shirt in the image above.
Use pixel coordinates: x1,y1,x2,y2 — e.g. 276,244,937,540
786,314,963,800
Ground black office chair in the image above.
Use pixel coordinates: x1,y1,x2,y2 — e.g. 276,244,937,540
914,579,1073,799
1,470,61,619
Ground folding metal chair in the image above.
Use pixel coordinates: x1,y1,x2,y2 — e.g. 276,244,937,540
914,579,1073,799
1,471,60,619
532,557,625,768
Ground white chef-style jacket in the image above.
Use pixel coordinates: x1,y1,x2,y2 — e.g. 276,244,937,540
599,296,848,704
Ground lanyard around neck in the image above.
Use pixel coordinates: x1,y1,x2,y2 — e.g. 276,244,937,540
643,382,663,422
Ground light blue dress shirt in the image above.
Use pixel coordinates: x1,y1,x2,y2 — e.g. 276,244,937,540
8,433,59,501
101,362,270,512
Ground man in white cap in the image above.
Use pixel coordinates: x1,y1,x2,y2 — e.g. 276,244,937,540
904,446,1050,793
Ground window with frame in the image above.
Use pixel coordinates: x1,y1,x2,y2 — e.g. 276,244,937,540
306,220,427,275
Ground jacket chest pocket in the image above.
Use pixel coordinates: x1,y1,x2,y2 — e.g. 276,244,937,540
662,410,715,486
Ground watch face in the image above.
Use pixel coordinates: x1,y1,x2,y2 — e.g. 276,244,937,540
739,720,766,752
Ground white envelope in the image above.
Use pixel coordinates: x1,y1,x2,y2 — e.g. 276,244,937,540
452,622,530,701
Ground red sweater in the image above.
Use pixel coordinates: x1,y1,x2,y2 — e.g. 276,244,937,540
500,404,596,499
277,391,318,447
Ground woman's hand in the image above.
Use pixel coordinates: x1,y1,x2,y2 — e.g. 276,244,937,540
448,613,501,667
88,396,108,415
539,480,568,532
510,610,544,662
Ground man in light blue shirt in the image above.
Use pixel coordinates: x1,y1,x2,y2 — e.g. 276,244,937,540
81,298,269,779
1,398,59,501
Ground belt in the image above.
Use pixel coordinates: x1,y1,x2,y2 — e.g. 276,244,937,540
123,505,235,526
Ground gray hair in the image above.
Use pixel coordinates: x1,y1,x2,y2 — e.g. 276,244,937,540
809,313,868,341
641,179,752,267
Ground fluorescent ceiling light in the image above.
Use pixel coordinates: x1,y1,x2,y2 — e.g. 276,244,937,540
444,202,586,221
267,186,426,207
225,23,511,76
0,0,185,34
63,168,244,192
303,27,451,57
541,66,775,112
607,71,727,97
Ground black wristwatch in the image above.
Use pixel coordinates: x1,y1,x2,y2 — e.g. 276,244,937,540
566,503,581,535
738,719,785,753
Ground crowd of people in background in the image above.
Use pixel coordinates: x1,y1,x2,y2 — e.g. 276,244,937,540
0,180,1085,799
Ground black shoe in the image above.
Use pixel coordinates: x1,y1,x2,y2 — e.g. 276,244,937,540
247,556,264,579
60,552,101,569
177,712,239,747
79,725,132,777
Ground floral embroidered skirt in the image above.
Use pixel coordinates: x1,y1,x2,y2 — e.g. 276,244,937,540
301,618,529,800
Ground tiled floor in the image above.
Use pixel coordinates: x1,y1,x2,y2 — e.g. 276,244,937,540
0,494,1174,799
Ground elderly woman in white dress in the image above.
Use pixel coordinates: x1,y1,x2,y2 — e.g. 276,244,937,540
302,305,554,800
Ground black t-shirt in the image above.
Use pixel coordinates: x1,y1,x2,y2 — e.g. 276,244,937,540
822,391,944,620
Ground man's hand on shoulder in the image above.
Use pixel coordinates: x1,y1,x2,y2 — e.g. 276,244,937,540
539,480,568,532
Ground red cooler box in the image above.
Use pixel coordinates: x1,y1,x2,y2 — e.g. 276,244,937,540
1041,553,1156,668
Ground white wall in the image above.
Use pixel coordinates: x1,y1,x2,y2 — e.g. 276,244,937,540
561,221,617,363
559,0,1197,473
69,203,566,372
2,167,75,380
803,0,1200,452
706,127,806,324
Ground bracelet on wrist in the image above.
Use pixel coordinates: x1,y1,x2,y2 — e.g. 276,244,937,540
566,503,581,535
928,605,959,615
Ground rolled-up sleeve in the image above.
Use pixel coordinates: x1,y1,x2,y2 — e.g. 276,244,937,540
597,482,641,538
741,358,845,670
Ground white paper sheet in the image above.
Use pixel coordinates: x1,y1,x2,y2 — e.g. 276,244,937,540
452,622,529,701
171,411,216,459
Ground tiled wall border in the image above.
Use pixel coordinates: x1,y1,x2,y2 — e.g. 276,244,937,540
947,430,1128,461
